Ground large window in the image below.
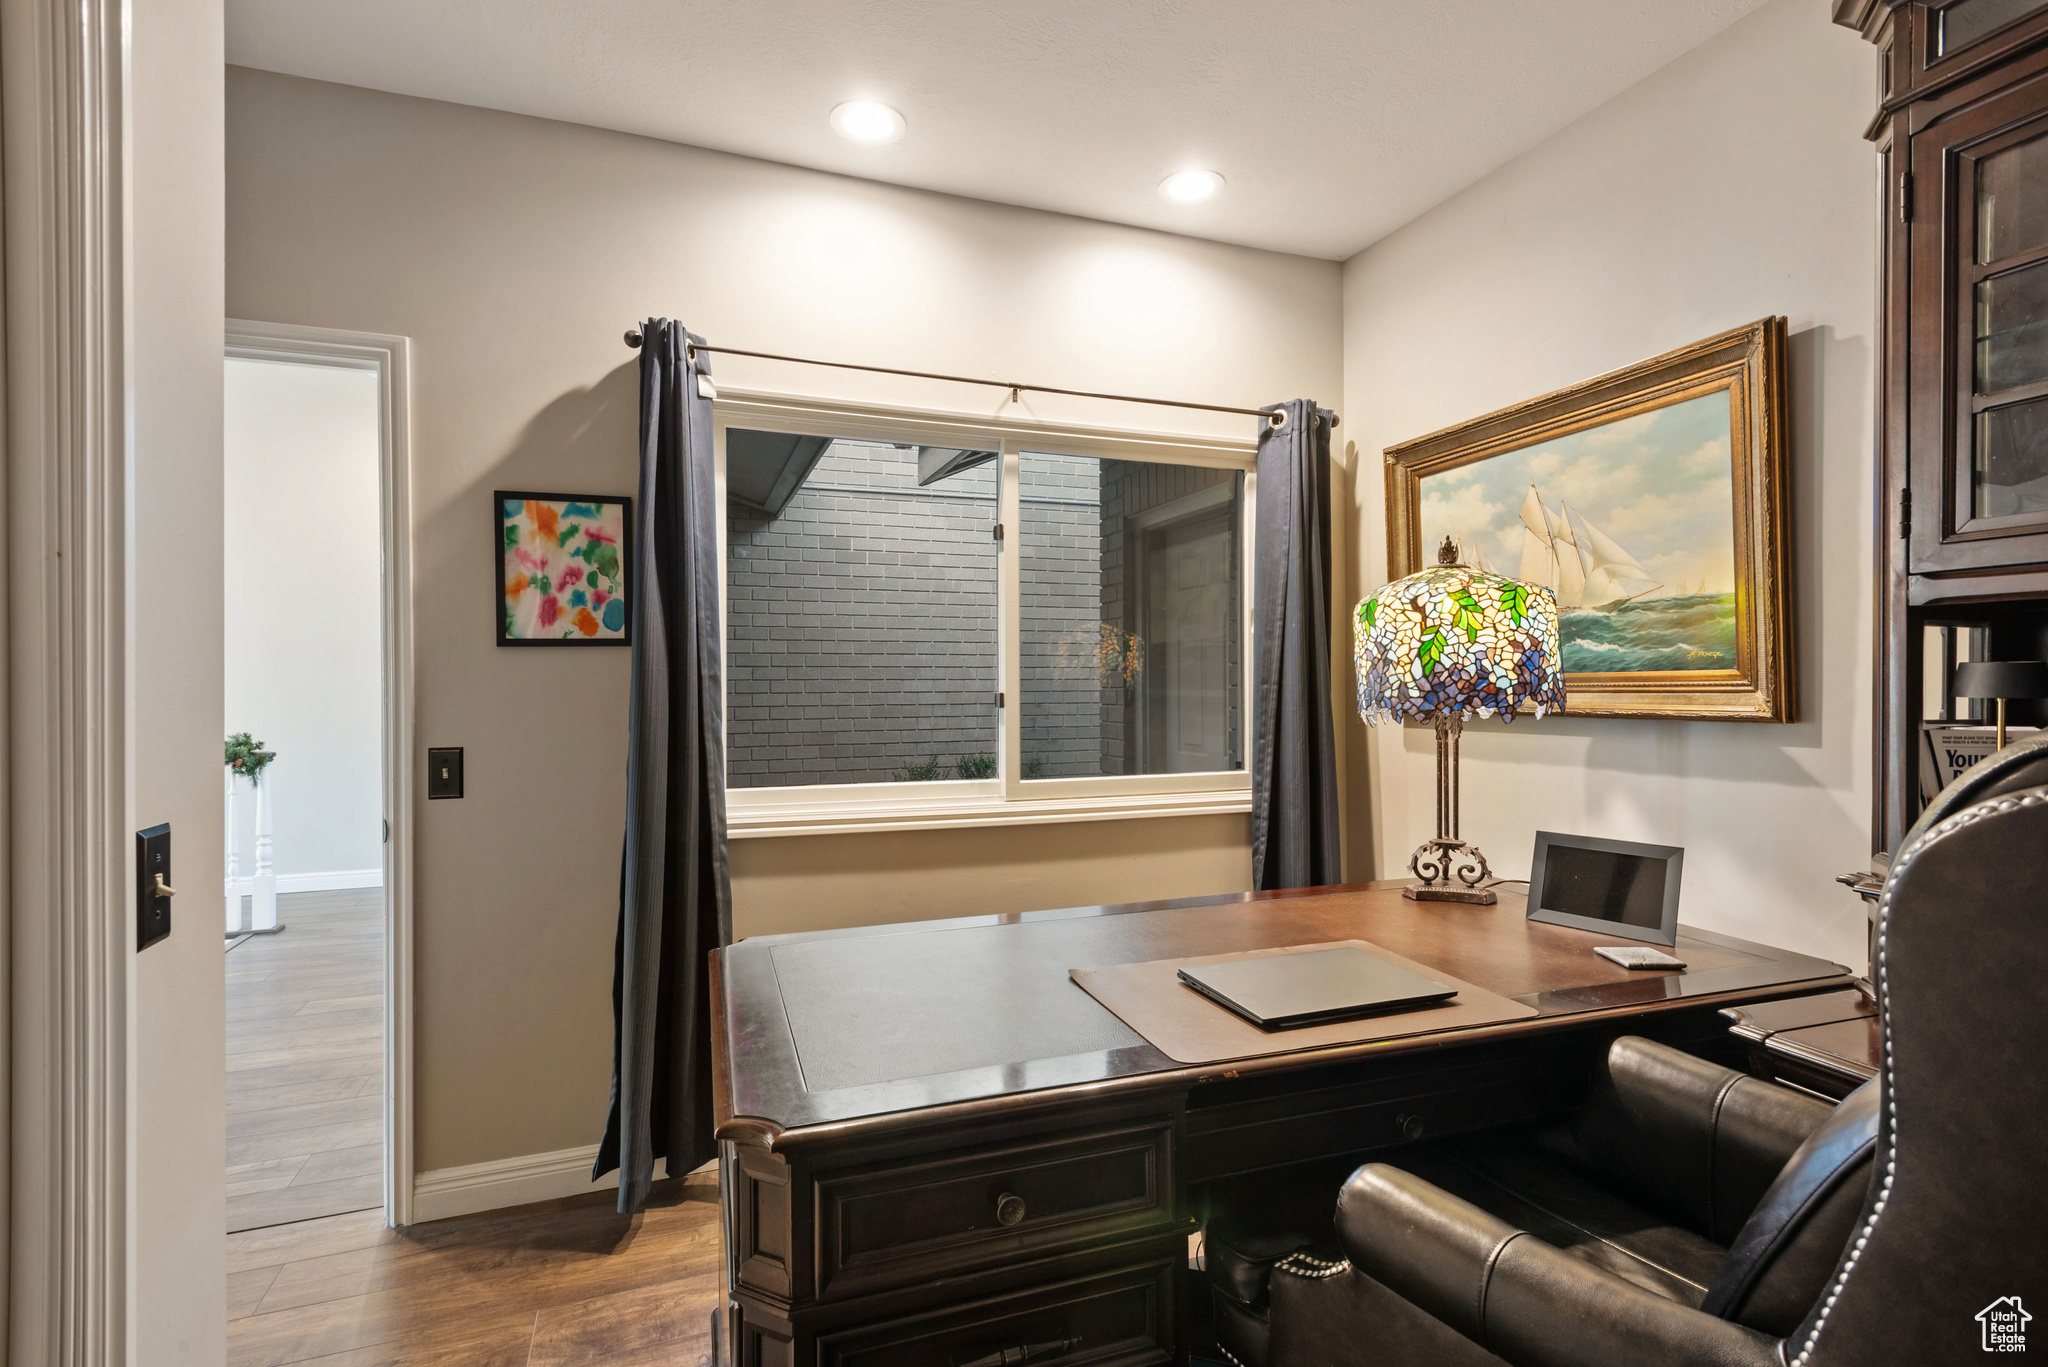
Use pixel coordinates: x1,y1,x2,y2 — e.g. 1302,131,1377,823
717,399,1255,833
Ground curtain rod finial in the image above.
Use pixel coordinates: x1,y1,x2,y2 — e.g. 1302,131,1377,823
624,329,643,349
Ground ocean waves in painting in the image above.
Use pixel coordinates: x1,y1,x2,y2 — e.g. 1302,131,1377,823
1560,593,1737,673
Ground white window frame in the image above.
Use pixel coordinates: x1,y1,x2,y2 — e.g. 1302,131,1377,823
715,389,1257,838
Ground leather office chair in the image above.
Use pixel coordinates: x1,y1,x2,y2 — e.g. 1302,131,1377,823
1203,733,2048,1367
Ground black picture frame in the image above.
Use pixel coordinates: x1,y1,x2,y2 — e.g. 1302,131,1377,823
1525,830,1684,946
494,489,634,647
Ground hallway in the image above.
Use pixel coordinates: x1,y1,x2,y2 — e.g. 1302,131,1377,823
227,887,385,1232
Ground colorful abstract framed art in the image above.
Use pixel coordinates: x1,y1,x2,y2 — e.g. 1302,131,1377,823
495,490,633,646
1383,318,1794,722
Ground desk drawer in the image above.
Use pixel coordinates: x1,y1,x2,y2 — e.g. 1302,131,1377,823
815,1259,1174,1367
1184,1043,1597,1183
816,1120,1177,1300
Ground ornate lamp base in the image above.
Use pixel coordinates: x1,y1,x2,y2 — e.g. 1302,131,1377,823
1402,838,1499,905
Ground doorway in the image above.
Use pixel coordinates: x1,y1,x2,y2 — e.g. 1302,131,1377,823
223,322,415,1231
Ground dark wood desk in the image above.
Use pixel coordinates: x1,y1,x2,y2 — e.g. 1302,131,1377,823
712,881,1850,1367
1722,988,1880,1098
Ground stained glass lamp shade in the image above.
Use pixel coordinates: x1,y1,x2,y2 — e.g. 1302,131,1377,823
1355,538,1567,904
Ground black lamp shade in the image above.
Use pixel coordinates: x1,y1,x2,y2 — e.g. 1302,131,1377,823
1952,659,2048,700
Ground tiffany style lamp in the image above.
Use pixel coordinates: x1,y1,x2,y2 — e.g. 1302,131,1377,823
1355,537,1567,904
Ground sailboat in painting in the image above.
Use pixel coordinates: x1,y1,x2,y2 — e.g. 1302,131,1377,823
1516,486,1661,611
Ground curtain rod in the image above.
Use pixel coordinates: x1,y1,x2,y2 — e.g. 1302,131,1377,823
621,330,1333,430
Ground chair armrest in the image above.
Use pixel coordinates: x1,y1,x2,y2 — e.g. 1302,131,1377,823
1337,1164,1780,1367
1483,1232,1782,1367
1541,1036,1832,1241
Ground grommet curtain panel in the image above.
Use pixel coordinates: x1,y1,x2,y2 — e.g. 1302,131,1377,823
594,319,733,1214
1251,399,1342,891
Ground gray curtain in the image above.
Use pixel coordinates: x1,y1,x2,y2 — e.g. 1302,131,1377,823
594,319,732,1213
1251,399,1342,890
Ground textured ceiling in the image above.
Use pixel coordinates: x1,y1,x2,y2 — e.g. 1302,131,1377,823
225,0,1770,261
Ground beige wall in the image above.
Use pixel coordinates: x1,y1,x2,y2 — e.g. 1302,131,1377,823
1340,0,1876,971
225,68,1341,1171
731,815,1251,940
134,3,228,1360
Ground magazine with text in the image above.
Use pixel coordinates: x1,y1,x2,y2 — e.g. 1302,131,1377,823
1919,722,2043,811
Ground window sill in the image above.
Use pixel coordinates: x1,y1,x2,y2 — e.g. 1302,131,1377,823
726,788,1252,839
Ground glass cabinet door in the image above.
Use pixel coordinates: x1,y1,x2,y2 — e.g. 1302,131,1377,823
1970,132,2048,522
1936,0,2048,58
1911,88,2048,573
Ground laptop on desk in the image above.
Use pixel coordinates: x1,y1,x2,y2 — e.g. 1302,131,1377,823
1177,944,1459,1031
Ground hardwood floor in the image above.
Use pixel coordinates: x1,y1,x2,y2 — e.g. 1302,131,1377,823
226,1170,723,1367
228,887,386,1233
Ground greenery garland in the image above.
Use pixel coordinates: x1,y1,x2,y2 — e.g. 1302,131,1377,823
225,732,277,787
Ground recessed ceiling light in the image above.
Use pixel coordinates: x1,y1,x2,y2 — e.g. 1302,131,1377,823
1159,169,1224,203
830,101,906,145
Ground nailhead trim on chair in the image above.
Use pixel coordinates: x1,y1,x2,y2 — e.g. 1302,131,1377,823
1785,787,2048,1366
1217,1343,1250,1367
1274,1251,1351,1279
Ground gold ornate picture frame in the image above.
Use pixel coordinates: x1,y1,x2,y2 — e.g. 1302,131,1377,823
1384,318,1793,722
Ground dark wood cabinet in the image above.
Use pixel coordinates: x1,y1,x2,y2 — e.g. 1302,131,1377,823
1838,0,2048,852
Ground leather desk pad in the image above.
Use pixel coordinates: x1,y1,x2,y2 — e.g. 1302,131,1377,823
1070,939,1538,1065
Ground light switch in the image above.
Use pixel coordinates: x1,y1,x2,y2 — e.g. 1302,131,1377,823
136,823,172,950
428,747,464,799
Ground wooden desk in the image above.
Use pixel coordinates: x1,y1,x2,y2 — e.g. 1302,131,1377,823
1722,988,1880,1098
712,881,1850,1367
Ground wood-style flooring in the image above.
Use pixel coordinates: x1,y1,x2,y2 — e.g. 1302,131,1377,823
226,1170,723,1367
227,887,386,1233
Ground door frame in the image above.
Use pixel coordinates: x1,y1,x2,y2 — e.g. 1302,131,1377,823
4,0,130,1353
225,320,418,1225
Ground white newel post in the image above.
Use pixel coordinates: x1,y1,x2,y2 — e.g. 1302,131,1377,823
225,767,242,932
251,767,279,931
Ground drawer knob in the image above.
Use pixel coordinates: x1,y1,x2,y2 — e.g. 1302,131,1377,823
953,1335,1081,1367
995,1192,1028,1226
1397,1112,1426,1141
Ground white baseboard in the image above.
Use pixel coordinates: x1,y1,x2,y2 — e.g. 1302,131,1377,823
223,867,383,895
410,1144,672,1224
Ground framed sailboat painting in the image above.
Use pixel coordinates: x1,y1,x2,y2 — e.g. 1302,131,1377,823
1384,318,1793,721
